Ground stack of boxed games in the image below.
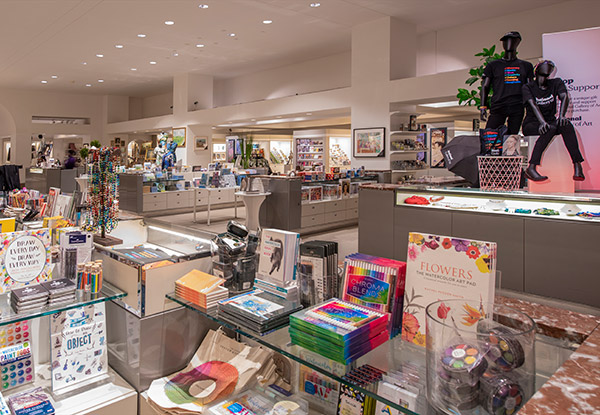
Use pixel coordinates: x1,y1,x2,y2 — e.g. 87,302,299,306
289,298,389,364
218,289,302,335
42,278,76,307
10,286,49,313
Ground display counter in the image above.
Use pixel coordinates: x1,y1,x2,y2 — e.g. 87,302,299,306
25,167,82,193
95,218,219,391
119,172,238,216
258,175,376,234
359,184,600,307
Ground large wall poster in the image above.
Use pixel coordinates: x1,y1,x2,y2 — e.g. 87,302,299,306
544,28,600,191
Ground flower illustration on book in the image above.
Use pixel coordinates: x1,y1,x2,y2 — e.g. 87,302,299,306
413,332,426,346
408,245,419,261
442,238,452,249
424,239,440,250
461,301,485,326
476,255,491,273
409,233,425,245
452,238,470,252
437,302,451,319
466,245,480,259
402,312,420,342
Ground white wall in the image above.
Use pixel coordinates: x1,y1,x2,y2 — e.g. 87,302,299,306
142,92,173,119
417,0,600,76
213,52,351,107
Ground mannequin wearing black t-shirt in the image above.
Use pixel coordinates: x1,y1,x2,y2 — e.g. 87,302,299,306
522,60,584,182
480,32,534,134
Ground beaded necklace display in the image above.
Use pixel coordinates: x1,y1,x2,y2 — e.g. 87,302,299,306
83,147,119,238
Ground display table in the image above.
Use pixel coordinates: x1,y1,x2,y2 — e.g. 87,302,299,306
25,167,81,193
236,191,270,230
165,291,596,415
358,184,600,307
193,187,239,225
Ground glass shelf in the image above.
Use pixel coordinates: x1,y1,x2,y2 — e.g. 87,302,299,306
0,281,126,327
167,292,573,415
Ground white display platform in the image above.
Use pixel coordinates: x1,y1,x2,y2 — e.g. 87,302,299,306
5,366,137,415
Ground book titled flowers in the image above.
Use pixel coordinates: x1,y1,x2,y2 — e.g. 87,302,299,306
402,232,497,347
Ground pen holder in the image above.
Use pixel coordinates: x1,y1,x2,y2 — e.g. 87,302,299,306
425,299,535,415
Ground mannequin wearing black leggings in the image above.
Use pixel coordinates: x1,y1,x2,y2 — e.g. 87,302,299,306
522,60,584,182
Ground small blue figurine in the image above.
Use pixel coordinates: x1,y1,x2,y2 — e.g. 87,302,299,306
162,138,178,170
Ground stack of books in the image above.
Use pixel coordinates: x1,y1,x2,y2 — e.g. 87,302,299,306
298,241,339,307
218,289,302,334
41,279,76,307
289,299,389,365
341,253,406,338
175,270,228,311
10,285,49,313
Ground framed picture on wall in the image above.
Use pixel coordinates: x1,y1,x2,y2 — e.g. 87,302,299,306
353,127,385,158
172,127,186,147
195,136,208,150
430,127,448,168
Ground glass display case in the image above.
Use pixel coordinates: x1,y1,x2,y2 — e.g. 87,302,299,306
395,187,600,223
166,293,575,415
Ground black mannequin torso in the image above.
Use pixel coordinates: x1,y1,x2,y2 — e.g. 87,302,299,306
480,33,534,134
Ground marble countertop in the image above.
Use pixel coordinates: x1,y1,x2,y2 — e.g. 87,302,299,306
494,294,600,414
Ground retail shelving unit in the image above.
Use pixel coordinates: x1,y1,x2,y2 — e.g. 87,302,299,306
389,112,429,183
293,129,326,170
0,282,136,414
165,291,575,415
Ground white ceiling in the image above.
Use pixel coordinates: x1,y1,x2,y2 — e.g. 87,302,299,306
0,0,567,97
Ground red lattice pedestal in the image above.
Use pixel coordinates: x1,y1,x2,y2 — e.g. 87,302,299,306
478,156,524,191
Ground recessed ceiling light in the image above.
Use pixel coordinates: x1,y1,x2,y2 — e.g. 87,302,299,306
164,20,175,25
82,62,87,65
137,34,146,38
130,68,137,71
85,84,92,87
228,33,236,37
150,61,157,64
51,75,58,79
96,54,103,58
310,2,321,7
115,44,124,49
173,52,179,57
262,20,273,24
41,80,48,84
196,44,205,48
98,79,104,83
198,4,208,8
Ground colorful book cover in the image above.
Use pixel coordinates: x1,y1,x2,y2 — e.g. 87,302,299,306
307,299,381,329
402,232,497,347
0,229,52,294
219,291,284,319
257,229,299,285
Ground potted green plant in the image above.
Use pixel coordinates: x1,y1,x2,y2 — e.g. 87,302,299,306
457,45,505,107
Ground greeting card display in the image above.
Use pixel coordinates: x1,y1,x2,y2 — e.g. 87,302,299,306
0,230,52,294
402,233,497,347
50,303,108,393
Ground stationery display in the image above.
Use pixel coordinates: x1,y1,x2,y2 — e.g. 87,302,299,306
0,341,34,391
50,303,108,393
7,387,54,415
374,363,427,415
114,246,172,265
289,299,389,364
341,253,406,338
298,241,339,307
175,270,227,311
425,299,535,415
402,232,497,347
218,289,302,334
208,389,308,415
0,229,52,295
10,278,77,313
257,229,300,287
336,364,386,415
58,231,92,280
76,260,103,293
